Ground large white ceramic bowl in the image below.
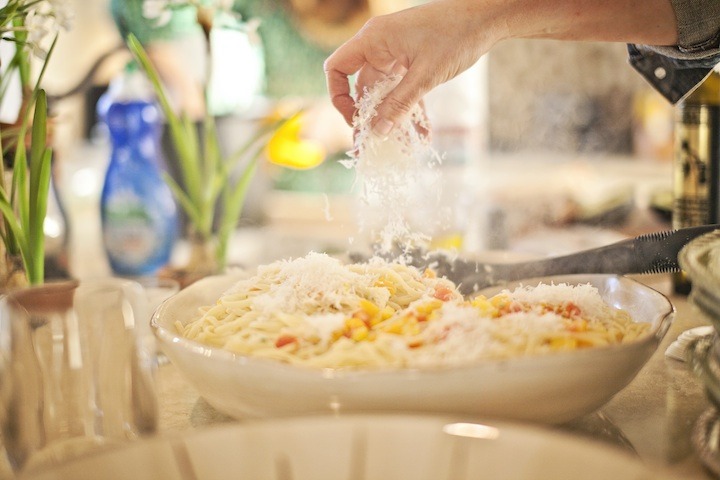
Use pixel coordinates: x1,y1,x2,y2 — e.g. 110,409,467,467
151,273,674,424
23,414,676,480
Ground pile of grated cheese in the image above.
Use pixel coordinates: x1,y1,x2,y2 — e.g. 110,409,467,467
185,253,648,368
410,282,631,366
224,252,379,315
345,75,441,253
501,282,613,319
413,301,567,363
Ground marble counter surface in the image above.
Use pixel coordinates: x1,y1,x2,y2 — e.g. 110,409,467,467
153,273,713,479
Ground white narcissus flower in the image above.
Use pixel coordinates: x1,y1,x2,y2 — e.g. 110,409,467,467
142,0,240,30
216,0,234,10
0,0,68,92
142,0,237,19
16,0,74,59
143,0,172,26
47,0,74,31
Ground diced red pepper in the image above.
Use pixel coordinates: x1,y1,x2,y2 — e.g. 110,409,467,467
353,310,373,328
275,334,298,348
564,302,581,317
433,285,454,301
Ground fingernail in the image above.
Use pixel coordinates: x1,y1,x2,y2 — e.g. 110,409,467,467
373,119,394,138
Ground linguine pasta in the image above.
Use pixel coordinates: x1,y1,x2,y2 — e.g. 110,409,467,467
176,252,650,369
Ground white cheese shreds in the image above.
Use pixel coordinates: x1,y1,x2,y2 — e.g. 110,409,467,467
180,253,651,369
303,313,347,344
411,282,630,366
346,75,441,253
224,252,372,315
413,302,565,366
502,282,613,320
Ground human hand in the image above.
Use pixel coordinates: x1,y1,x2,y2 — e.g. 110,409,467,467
324,0,502,136
324,0,679,137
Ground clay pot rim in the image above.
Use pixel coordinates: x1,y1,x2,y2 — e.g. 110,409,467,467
6,279,80,313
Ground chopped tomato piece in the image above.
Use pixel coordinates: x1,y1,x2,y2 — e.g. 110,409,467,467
433,285,454,301
275,334,298,348
499,302,524,315
564,302,581,317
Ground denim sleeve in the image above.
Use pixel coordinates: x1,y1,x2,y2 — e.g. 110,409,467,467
627,44,720,104
627,0,720,104
671,0,720,52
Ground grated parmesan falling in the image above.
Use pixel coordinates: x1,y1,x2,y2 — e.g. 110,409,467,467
345,75,442,254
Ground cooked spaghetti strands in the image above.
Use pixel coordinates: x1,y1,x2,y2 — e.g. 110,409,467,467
176,253,651,369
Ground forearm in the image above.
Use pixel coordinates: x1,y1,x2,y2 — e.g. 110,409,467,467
476,0,678,46
325,0,686,127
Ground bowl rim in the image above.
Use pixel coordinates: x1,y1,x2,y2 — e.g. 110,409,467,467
680,230,720,292
18,413,677,480
151,272,675,379
687,334,720,407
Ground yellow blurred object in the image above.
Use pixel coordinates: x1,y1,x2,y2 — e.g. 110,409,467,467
550,336,578,350
350,324,369,341
430,233,464,251
414,300,443,317
470,295,494,315
266,113,326,169
632,88,673,161
374,276,397,295
383,321,404,335
359,299,379,317
379,306,395,321
345,317,366,330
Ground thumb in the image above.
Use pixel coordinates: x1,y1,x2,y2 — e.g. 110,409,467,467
371,69,432,137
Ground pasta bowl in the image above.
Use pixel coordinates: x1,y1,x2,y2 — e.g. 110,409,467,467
152,271,674,424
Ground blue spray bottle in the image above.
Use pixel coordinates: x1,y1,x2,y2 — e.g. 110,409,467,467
98,61,178,276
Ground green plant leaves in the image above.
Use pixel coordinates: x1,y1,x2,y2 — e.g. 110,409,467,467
127,33,297,269
0,28,58,285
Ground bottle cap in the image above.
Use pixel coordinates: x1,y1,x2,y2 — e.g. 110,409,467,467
107,60,156,103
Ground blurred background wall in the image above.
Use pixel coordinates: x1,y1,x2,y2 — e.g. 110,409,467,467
488,40,651,154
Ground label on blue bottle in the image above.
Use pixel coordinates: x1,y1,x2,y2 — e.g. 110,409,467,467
103,192,170,274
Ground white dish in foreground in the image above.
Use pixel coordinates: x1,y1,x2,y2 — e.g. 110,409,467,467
152,273,674,424
23,414,675,480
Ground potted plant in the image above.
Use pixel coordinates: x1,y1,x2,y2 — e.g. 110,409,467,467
0,0,69,288
125,3,295,287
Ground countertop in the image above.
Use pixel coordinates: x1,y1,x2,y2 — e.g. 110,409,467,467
152,273,714,479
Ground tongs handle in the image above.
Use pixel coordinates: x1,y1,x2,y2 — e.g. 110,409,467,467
530,223,720,276
462,224,720,293
631,223,720,273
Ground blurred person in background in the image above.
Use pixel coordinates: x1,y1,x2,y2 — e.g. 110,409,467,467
324,0,720,135
110,0,271,225
111,0,208,120
111,0,379,201
110,0,369,125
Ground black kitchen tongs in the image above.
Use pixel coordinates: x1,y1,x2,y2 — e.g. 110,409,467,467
400,224,720,294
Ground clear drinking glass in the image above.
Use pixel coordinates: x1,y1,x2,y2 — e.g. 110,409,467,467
132,276,180,365
132,276,180,318
0,278,158,475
